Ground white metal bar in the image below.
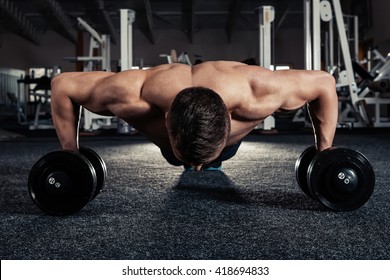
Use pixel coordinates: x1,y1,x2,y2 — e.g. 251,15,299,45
258,6,274,69
120,9,136,71
120,9,129,70
304,0,312,70
312,0,321,70
101,35,111,71
257,6,276,130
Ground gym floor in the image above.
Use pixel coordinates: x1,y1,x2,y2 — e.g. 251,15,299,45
0,121,389,260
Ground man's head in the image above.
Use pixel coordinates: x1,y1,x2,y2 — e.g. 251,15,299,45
166,87,231,169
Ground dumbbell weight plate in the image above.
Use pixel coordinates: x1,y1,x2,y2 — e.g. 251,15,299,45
79,146,107,199
295,145,317,199
307,147,375,211
28,151,97,215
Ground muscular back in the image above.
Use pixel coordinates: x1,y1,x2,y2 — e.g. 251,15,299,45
129,61,287,145
51,61,335,149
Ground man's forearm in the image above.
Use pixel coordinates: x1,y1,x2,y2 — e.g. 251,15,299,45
51,92,81,151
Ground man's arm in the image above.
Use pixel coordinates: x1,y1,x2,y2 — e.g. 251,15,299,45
227,66,338,151
289,71,338,152
275,70,338,151
50,71,115,151
51,74,82,151
306,79,338,152
50,69,150,150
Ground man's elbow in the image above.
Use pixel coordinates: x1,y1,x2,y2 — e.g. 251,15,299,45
318,72,337,101
324,72,336,90
51,73,66,93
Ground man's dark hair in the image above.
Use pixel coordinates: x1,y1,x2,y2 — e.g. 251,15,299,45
167,87,231,165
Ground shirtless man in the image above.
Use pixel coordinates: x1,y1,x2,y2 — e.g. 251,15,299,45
50,61,338,171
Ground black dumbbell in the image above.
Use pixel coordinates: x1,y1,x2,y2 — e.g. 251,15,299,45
295,146,375,211
79,147,107,199
28,147,107,215
295,146,317,199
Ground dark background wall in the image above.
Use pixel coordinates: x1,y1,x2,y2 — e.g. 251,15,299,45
0,0,388,72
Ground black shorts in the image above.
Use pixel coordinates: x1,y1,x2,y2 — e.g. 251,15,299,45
160,141,242,166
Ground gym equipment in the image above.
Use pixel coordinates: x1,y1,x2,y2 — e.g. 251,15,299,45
120,9,136,71
301,0,390,128
294,146,317,199
79,146,107,199
28,147,106,215
295,146,375,211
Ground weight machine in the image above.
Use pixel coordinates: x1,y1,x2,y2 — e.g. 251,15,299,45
297,0,390,128
16,67,59,130
352,51,390,127
64,17,111,72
